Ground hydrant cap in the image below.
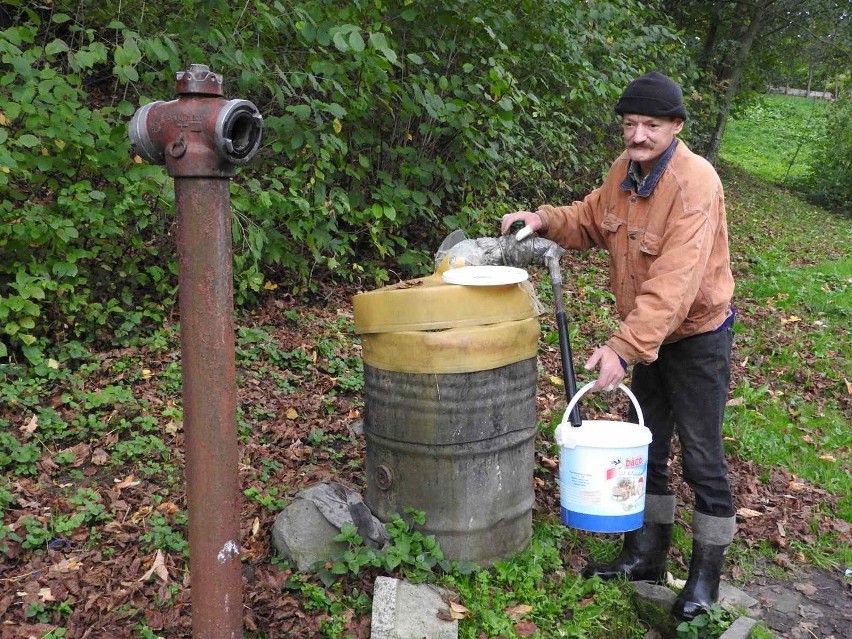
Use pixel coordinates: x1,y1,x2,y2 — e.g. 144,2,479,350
176,64,224,96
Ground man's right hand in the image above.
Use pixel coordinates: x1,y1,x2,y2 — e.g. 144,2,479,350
500,211,543,236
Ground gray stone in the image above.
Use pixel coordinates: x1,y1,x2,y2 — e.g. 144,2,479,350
632,581,678,612
371,576,458,639
631,582,679,638
719,582,760,614
719,616,758,639
271,499,347,571
271,481,390,571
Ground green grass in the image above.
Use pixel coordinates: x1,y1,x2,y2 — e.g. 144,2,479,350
721,167,851,528
720,93,830,185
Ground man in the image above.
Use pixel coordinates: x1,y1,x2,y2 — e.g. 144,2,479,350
500,71,736,621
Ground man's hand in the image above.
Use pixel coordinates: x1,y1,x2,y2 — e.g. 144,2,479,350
585,345,626,392
500,211,543,236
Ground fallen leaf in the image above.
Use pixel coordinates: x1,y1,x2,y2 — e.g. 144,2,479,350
131,505,153,524
49,558,82,574
139,549,170,583
164,420,181,435
549,375,564,387
155,502,179,516
538,456,558,469
251,517,261,536
845,378,851,395
22,414,39,435
818,454,836,462
448,601,470,619
794,582,818,596
114,474,140,491
38,587,55,602
436,610,455,622
666,572,686,589
737,507,763,518
774,553,792,569
286,408,299,420
780,315,801,325
47,358,60,369
264,281,278,291
63,443,91,467
141,368,154,380
514,621,537,636
504,604,533,620
91,448,110,466
725,396,745,407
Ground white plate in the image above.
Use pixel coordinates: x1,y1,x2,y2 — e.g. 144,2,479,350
441,265,529,286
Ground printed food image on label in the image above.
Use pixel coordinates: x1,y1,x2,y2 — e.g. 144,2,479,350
605,455,646,512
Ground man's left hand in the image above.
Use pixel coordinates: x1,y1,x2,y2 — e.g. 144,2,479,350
584,345,626,391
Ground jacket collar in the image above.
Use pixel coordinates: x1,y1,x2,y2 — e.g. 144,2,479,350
620,139,679,197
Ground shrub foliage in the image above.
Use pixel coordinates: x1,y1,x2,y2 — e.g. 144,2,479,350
1,0,694,361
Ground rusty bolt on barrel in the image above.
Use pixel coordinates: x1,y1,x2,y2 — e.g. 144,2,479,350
128,64,263,639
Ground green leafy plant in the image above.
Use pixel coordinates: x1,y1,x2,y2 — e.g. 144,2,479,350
318,509,451,586
675,604,735,639
139,511,188,555
0,430,40,476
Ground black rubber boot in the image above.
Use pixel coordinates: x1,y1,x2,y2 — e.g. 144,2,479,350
672,540,727,621
582,522,672,582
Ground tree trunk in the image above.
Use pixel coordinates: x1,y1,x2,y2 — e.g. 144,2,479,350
699,2,723,70
705,0,776,164
806,63,813,97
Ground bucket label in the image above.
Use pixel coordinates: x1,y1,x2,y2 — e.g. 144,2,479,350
559,446,648,517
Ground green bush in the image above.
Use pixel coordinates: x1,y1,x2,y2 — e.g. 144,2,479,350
1,0,696,361
0,21,173,363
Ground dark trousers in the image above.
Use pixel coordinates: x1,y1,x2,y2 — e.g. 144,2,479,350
627,326,735,518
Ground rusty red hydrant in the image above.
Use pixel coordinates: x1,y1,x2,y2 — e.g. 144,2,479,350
129,64,263,639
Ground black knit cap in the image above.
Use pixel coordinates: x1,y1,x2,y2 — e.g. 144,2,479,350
614,71,688,120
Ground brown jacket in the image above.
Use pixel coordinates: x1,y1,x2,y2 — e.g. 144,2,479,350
536,140,734,365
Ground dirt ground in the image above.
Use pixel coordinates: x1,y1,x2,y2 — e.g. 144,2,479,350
742,562,852,639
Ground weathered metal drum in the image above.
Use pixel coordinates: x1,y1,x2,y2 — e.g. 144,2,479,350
353,272,540,565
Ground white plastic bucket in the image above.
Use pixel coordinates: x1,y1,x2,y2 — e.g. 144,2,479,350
554,382,652,533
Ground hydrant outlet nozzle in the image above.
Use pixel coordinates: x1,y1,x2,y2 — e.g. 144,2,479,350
215,99,263,164
128,101,166,164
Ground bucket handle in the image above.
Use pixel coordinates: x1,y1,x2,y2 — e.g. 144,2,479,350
560,381,645,428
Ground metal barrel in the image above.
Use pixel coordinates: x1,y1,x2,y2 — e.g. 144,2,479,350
364,357,536,564
354,273,541,565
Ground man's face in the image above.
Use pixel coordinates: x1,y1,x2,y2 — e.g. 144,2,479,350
622,114,684,170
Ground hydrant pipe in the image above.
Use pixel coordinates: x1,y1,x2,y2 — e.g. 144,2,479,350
128,64,263,639
177,177,242,638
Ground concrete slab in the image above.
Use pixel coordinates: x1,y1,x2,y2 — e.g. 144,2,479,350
371,576,458,639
